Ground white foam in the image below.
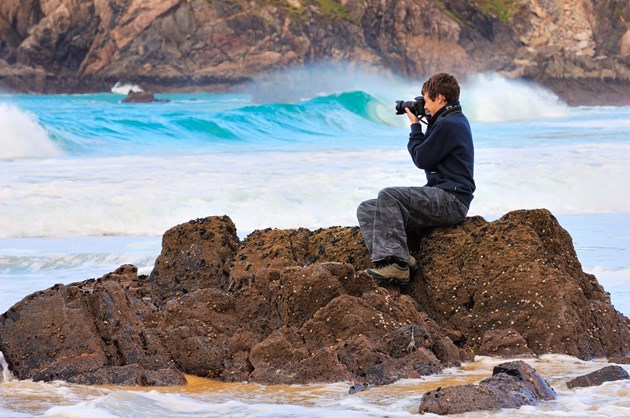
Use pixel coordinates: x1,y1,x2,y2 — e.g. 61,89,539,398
32,358,630,417
0,140,628,239
0,103,60,159
110,82,144,95
0,352,15,383
461,72,570,121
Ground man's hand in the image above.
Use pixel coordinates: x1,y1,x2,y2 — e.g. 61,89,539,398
405,108,419,124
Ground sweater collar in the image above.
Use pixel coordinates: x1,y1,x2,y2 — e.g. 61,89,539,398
428,101,462,126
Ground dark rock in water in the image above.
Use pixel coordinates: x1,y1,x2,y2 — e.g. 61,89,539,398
121,91,169,103
566,365,630,389
0,210,629,386
418,360,557,415
349,382,369,394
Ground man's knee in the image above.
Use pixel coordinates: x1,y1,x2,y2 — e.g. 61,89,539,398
357,199,375,220
377,187,405,203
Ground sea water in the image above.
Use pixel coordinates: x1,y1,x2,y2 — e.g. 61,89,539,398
0,70,629,417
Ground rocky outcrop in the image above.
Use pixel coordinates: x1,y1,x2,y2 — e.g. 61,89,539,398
0,209,628,386
408,209,630,360
0,0,629,104
0,265,185,385
418,360,557,415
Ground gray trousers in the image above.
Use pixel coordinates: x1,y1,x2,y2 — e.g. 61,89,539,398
357,186,469,263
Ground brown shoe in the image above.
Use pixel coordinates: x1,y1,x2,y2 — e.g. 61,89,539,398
365,263,410,285
408,255,419,276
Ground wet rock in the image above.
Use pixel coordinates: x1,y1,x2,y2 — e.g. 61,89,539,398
408,209,630,361
121,91,170,103
149,216,240,304
349,382,369,394
566,365,630,389
418,360,556,415
0,210,628,386
0,273,184,385
478,328,535,357
609,355,630,364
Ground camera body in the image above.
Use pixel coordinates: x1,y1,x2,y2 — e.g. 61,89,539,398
395,96,427,118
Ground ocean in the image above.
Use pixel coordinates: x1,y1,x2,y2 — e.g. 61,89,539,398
0,70,629,417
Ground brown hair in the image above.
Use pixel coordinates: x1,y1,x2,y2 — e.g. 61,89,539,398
422,73,460,103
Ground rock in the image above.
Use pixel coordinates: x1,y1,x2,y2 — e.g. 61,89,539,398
478,328,535,357
0,210,628,386
0,270,185,385
349,382,369,394
566,365,630,389
418,360,556,415
149,216,239,304
121,91,170,103
1,0,630,104
408,209,630,360
609,355,630,364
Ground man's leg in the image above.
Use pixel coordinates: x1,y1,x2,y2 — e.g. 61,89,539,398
356,198,377,256
405,186,469,231
365,186,468,284
369,187,412,264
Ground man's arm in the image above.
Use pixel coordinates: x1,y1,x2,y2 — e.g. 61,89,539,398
408,121,456,170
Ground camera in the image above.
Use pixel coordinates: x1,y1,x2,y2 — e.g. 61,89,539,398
395,96,427,117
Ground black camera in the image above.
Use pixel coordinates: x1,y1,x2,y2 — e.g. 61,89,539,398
395,96,427,117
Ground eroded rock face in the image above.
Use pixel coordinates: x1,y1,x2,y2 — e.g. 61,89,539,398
0,210,628,386
0,0,629,103
408,209,630,360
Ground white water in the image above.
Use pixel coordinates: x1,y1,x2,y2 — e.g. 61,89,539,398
0,103,60,159
0,142,628,239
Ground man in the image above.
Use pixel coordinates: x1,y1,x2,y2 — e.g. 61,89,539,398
357,73,475,285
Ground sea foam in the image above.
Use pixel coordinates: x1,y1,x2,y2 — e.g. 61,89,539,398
0,103,60,159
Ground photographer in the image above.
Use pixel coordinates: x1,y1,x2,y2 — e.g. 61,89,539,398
357,73,475,285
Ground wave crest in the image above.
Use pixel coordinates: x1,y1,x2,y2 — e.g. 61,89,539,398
0,103,60,159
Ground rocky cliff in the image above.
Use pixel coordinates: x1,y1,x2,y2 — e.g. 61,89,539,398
0,0,629,104
0,210,628,386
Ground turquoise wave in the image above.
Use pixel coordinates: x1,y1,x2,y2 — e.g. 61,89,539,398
3,91,395,156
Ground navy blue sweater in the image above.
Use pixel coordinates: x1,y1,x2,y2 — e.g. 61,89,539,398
407,103,475,208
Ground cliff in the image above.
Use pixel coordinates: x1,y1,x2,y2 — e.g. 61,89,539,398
0,209,628,386
1,0,629,104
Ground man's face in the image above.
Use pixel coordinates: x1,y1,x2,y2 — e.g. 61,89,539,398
423,93,446,116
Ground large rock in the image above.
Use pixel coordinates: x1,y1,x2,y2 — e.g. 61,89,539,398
0,210,628,386
418,360,557,415
0,266,184,385
121,91,169,103
0,0,629,104
408,209,630,360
